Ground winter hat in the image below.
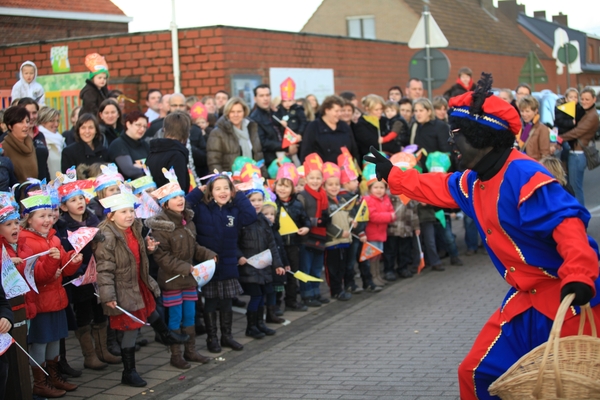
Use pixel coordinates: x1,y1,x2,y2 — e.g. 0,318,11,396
190,102,208,121
85,53,110,79
322,162,341,181
93,164,124,192
151,167,185,205
275,163,299,186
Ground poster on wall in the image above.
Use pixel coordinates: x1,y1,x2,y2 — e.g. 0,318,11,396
51,46,71,73
231,75,263,108
269,68,335,103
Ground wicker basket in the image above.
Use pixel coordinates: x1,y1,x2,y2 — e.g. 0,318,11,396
488,293,600,399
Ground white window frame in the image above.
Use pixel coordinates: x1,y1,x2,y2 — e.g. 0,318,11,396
346,15,376,40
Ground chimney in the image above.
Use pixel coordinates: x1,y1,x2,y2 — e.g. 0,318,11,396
479,0,495,17
498,0,523,22
552,12,568,27
533,11,546,20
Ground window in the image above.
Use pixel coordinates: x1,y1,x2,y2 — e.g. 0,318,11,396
347,16,376,39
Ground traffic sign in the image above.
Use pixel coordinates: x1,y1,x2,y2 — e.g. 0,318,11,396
409,49,450,90
518,51,548,90
408,12,448,49
557,43,578,65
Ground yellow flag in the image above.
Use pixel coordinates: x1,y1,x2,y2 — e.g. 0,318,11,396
292,270,323,283
355,200,369,222
279,209,299,236
363,115,380,130
557,101,576,119
342,197,357,211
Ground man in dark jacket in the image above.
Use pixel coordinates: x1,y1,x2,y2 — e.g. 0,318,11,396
249,85,285,171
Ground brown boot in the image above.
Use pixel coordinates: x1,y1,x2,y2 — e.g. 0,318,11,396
182,326,210,364
32,363,66,398
75,325,108,370
266,305,285,324
46,357,78,392
91,321,122,364
370,259,386,286
169,331,191,369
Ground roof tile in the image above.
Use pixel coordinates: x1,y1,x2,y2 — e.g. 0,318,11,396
0,0,126,16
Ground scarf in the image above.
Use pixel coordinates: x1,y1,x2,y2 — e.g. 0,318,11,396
232,119,253,158
2,132,39,182
304,184,329,237
456,77,472,92
38,125,64,178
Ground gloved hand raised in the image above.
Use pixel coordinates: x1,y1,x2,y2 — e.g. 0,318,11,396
561,282,594,306
363,146,393,182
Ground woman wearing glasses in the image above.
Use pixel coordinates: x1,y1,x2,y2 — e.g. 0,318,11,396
108,110,150,180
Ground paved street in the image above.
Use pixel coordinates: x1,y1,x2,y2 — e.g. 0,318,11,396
59,163,600,400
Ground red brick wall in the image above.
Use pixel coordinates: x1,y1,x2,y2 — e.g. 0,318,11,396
0,26,561,105
0,16,128,46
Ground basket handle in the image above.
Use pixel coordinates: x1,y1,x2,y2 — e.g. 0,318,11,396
532,293,575,398
578,304,597,338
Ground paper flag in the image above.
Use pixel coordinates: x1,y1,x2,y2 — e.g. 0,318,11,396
135,190,161,219
416,235,425,274
246,250,272,270
435,209,446,228
342,195,358,211
0,333,14,356
281,127,302,149
23,256,39,293
557,101,576,119
359,241,383,262
72,256,97,287
68,227,99,254
363,115,380,130
279,209,299,236
288,270,323,283
191,259,216,290
1,246,30,300
399,194,411,205
23,250,50,261
355,200,369,222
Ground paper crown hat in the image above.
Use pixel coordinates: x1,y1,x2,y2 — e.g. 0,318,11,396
337,149,359,184
239,163,262,183
190,102,208,121
303,153,323,175
362,163,380,186
448,72,521,136
243,173,267,198
94,164,124,192
280,77,296,101
21,192,53,214
0,192,19,224
322,162,341,181
84,53,109,79
296,165,305,178
129,167,156,195
232,156,256,176
275,163,299,186
268,156,291,179
151,168,185,205
56,166,87,202
425,152,451,173
99,184,138,212
390,152,417,171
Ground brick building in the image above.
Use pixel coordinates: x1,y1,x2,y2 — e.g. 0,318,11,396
0,0,130,46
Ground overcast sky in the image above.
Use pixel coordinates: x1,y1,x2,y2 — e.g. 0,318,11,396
111,0,600,36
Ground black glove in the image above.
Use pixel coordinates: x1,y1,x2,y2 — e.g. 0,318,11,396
561,282,594,306
363,146,393,182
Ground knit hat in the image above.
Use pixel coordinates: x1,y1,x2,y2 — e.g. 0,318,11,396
99,184,138,212
302,153,323,175
275,163,299,186
322,162,341,181
85,53,109,79
0,192,19,224
130,167,157,195
268,156,291,179
425,152,451,173
93,164,124,192
151,168,185,205
190,102,208,121
280,77,296,101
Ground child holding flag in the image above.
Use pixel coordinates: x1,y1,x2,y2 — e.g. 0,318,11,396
145,168,216,369
19,190,83,397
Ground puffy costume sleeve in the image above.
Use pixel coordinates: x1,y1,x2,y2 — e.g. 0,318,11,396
387,167,460,209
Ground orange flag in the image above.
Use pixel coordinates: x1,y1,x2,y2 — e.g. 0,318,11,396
416,236,426,274
281,127,301,149
359,241,383,262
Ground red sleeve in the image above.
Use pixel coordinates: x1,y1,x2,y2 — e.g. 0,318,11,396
32,255,59,285
381,131,397,143
553,217,599,295
387,167,459,209
61,248,83,277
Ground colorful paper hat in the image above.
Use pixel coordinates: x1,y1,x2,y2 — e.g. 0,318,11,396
94,164,124,192
243,174,266,198
232,157,256,176
190,102,208,121
337,151,359,184
21,192,52,214
362,163,380,186
303,153,323,175
268,156,291,179
275,163,299,186
0,192,19,224
448,73,521,135
99,184,138,212
84,53,109,79
55,166,85,202
390,152,417,171
239,163,262,183
280,77,296,101
130,167,157,195
322,162,341,181
151,168,185,205
262,200,278,209
296,165,305,178
425,152,451,173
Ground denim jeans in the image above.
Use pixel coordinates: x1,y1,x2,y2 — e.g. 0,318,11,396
568,152,587,207
421,221,441,267
299,246,323,299
463,215,479,252
443,216,459,258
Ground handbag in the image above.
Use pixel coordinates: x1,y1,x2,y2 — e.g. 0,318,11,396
577,139,600,170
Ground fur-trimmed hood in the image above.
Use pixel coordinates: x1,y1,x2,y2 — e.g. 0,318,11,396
145,208,194,232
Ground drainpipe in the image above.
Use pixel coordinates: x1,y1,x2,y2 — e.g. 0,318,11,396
171,0,181,93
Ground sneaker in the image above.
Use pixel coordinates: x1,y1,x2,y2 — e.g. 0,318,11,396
315,295,330,304
365,283,383,292
397,269,413,279
334,291,352,301
304,298,322,307
384,271,397,281
285,302,308,312
450,256,464,266
345,285,364,294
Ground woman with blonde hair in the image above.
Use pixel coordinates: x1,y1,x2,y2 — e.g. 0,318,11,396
37,107,65,177
352,94,389,160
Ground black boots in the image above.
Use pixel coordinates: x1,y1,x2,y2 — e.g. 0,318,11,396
195,298,206,335
256,307,276,335
245,311,265,339
220,311,244,351
150,317,189,345
121,347,146,387
266,305,285,324
204,311,222,353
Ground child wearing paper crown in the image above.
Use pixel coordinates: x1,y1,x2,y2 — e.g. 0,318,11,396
297,153,330,306
18,190,83,397
88,163,124,221
55,170,121,371
363,163,396,283
185,173,257,354
273,163,311,312
80,53,110,116
94,185,189,388
238,178,285,338
144,168,216,369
